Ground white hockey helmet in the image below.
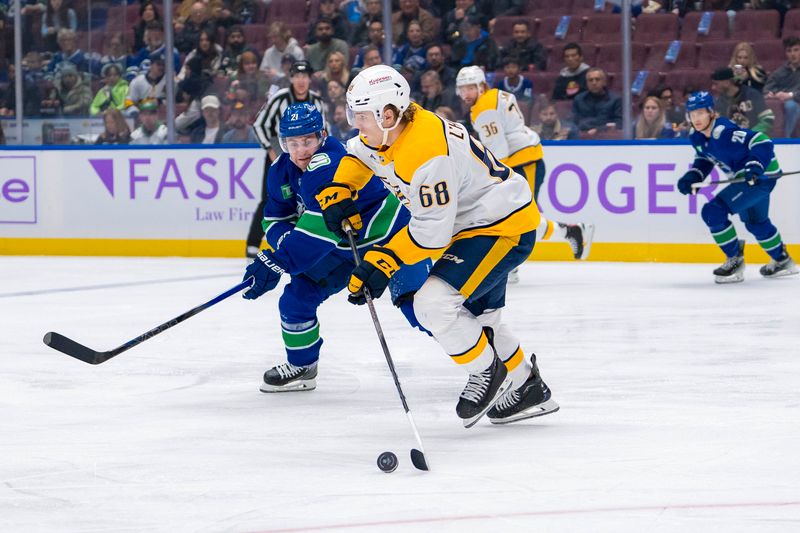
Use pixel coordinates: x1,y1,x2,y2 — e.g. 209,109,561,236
345,65,410,133
455,66,486,96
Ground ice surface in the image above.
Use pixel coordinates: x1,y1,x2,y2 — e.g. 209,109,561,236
1,257,799,532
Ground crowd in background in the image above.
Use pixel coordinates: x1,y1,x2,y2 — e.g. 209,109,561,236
0,0,799,145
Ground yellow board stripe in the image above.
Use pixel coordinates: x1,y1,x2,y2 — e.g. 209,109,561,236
451,330,489,365
459,234,521,298
1,238,797,263
503,346,524,372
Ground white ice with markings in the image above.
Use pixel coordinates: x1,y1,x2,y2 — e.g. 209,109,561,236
1,257,799,532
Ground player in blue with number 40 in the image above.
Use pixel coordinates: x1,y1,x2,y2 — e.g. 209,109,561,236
677,91,798,283
242,103,430,392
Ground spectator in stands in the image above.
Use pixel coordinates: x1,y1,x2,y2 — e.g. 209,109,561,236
327,78,346,108
18,0,46,54
764,36,800,138
222,100,258,143
392,0,437,45
308,0,351,44
125,54,166,116
651,84,686,127
94,107,131,144
329,101,357,141
572,68,622,134
354,44,383,72
417,70,460,112
729,42,767,92
443,0,483,44
352,0,382,46
552,43,589,101
305,17,350,73
532,102,578,140
178,29,224,82
133,1,161,54
450,14,498,70
260,22,305,79
499,20,546,72
633,96,675,139
229,50,268,103
0,63,42,117
46,29,88,73
490,0,526,18
317,50,350,92
129,21,181,73
96,33,129,76
190,94,226,143
393,20,428,72
175,1,216,54
130,98,168,144
353,20,385,68
39,75,62,116
41,0,76,53
90,63,128,116
712,67,774,134
55,62,91,116
216,0,256,28
425,44,455,89
495,55,533,102
220,26,256,76
175,58,214,134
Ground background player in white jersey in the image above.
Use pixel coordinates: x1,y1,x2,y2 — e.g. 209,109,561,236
315,65,559,427
456,66,595,270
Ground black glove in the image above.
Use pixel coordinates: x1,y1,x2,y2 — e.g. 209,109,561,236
743,163,764,186
677,169,704,195
348,247,402,304
242,251,286,300
315,183,362,240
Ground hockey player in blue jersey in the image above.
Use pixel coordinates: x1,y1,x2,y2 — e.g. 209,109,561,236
677,91,798,283
242,103,430,391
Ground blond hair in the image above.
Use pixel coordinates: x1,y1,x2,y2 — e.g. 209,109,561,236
635,96,666,139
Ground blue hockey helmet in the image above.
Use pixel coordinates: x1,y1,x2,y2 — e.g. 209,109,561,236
279,103,325,152
686,91,715,112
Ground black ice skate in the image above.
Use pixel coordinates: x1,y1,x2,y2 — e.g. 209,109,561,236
260,362,317,392
760,247,799,279
487,358,559,425
562,223,595,260
714,240,745,284
456,354,513,428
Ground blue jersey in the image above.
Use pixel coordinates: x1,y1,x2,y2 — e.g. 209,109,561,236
262,136,408,275
689,117,781,178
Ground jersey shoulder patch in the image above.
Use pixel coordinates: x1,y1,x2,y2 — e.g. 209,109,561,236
307,152,331,172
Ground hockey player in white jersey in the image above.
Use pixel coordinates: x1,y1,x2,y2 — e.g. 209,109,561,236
315,65,559,427
456,65,594,270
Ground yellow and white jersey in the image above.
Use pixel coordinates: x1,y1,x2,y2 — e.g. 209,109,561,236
334,104,540,265
470,88,543,168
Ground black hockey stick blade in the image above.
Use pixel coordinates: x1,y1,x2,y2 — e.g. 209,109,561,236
43,331,110,365
410,448,429,471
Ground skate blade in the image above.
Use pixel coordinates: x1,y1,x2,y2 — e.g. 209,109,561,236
714,273,744,284
578,224,595,260
259,379,317,393
462,377,514,429
762,266,799,279
489,398,560,425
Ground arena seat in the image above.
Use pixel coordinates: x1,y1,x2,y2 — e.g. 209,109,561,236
632,13,679,43
783,9,800,38
681,11,729,42
594,42,648,71
733,10,781,42
644,41,697,71
536,14,583,46
662,69,713,94
696,40,736,70
524,0,574,17
582,14,622,43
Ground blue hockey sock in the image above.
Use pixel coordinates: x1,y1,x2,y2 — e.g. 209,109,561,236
711,224,741,257
282,319,322,367
758,231,787,261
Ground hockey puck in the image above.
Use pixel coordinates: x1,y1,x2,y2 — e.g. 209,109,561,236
377,451,398,473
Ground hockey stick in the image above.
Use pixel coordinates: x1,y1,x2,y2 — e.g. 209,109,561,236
343,225,430,472
43,278,254,365
691,169,800,190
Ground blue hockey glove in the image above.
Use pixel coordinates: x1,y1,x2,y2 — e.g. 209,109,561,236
677,169,704,195
242,251,286,300
743,162,764,186
315,183,362,240
348,247,402,304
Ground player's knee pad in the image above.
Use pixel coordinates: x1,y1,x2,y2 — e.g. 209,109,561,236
701,199,729,229
414,276,465,335
278,278,325,323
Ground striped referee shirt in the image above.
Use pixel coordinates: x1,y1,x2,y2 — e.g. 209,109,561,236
252,87,328,153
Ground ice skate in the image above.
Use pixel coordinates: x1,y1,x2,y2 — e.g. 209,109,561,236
562,223,594,260
760,248,799,278
713,240,745,284
487,358,559,425
507,267,520,284
456,355,513,428
260,362,317,392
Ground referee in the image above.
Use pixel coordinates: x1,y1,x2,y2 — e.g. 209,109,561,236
247,60,328,258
